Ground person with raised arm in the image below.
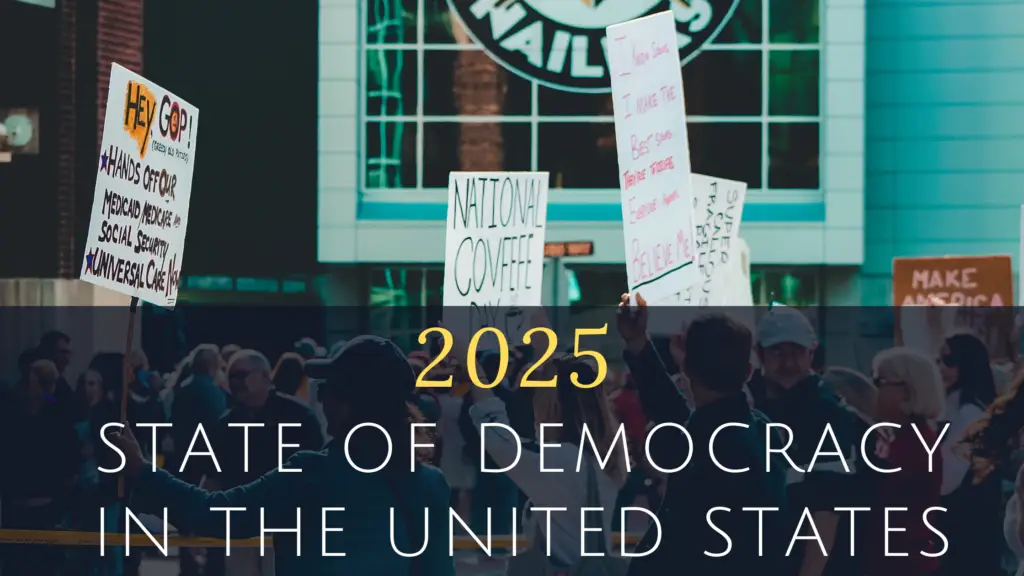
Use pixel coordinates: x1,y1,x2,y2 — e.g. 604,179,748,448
616,294,788,576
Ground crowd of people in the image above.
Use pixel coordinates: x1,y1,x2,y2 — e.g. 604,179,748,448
3,301,1024,576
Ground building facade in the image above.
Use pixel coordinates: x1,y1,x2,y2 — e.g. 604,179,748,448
863,1,1024,305
316,0,868,331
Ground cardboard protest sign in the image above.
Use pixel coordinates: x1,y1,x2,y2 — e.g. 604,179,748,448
443,172,549,345
893,255,1015,360
679,175,748,306
646,175,749,334
607,11,698,305
80,64,197,307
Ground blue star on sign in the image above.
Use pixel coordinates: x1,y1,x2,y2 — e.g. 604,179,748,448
100,152,109,173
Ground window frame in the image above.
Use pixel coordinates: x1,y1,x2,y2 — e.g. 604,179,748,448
360,0,823,193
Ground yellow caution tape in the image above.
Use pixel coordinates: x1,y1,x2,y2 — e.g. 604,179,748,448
0,529,642,549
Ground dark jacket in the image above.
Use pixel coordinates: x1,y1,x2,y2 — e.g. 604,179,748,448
206,390,325,488
171,374,228,483
747,372,862,575
623,343,789,576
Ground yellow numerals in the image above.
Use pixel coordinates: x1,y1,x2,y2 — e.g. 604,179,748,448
415,324,608,389
414,327,454,388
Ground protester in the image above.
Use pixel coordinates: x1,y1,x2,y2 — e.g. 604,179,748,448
186,349,323,575
939,332,997,493
617,294,788,574
70,367,117,575
107,336,455,575
466,321,627,572
171,345,228,478
747,304,860,576
937,332,1003,576
0,355,81,576
610,372,662,530
73,368,109,491
1005,463,1024,576
865,347,946,576
962,370,1024,486
822,366,878,422
37,330,75,398
169,344,230,576
220,344,241,365
438,376,476,521
159,355,192,421
458,350,526,556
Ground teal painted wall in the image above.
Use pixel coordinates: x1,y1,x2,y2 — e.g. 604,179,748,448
863,1,1024,305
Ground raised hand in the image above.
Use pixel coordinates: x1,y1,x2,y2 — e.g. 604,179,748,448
616,293,649,354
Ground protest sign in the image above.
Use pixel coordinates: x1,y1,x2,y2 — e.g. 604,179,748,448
646,175,749,334
893,255,1015,360
607,11,698,305
443,172,549,345
679,175,748,306
80,64,197,308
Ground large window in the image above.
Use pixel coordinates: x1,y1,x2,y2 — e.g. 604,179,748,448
363,0,820,193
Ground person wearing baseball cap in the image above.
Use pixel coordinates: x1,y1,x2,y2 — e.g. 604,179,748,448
108,336,455,576
748,306,862,576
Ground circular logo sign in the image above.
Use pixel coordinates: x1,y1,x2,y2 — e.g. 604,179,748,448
448,0,740,93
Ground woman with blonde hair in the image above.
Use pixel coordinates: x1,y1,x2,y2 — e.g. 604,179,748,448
821,366,878,422
864,347,946,576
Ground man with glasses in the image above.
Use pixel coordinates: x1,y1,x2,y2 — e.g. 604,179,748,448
748,305,862,576
199,349,325,576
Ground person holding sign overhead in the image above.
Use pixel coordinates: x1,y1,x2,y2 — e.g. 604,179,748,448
607,11,700,305
616,293,789,576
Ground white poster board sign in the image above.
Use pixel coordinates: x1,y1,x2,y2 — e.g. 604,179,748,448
80,64,197,307
607,11,698,305
723,237,754,307
443,172,549,345
679,175,748,306
647,175,750,334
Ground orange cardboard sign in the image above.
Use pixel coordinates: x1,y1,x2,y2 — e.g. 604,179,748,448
893,256,1012,307
893,255,1015,360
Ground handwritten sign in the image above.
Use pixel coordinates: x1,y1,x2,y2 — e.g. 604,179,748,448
679,175,748,305
646,175,750,335
607,11,698,305
80,64,197,308
893,256,1012,307
443,172,549,344
894,255,1015,360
